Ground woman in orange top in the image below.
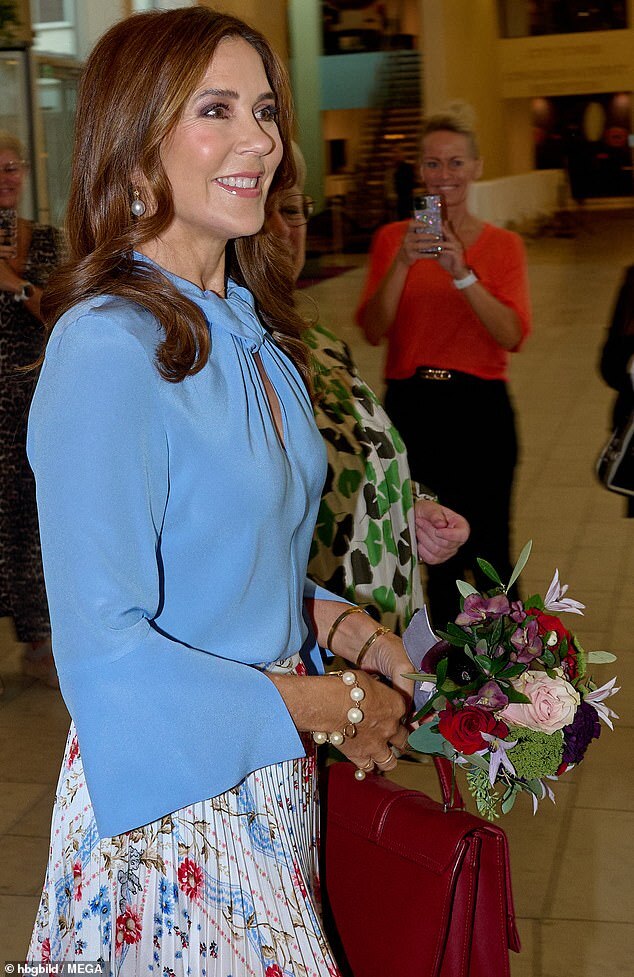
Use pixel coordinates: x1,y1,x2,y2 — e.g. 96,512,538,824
356,106,531,628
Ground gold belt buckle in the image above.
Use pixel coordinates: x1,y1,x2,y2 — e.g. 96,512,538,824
419,367,452,381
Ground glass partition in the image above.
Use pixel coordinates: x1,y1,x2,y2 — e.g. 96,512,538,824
35,55,81,227
0,46,37,219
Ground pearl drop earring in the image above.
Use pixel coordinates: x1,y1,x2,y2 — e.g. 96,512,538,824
130,189,146,217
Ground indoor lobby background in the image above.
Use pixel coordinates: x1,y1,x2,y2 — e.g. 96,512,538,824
1,2,633,975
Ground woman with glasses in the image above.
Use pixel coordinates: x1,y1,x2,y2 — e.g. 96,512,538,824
356,105,531,629
267,146,470,634
0,131,63,687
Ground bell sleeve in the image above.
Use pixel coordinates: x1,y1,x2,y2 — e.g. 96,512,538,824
28,307,305,838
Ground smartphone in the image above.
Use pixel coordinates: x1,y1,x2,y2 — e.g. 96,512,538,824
0,208,17,257
412,193,446,254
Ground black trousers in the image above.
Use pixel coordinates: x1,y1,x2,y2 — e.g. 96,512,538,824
385,371,519,630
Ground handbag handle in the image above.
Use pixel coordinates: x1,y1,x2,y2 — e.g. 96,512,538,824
433,756,465,811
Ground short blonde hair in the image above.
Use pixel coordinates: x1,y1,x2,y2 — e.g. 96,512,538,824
0,130,27,160
420,102,480,159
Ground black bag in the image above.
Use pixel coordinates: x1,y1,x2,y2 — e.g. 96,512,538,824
596,411,634,497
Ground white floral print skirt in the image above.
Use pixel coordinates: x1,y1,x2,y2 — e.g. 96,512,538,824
28,658,341,977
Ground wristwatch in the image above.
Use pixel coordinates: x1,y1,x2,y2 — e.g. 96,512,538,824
14,281,35,302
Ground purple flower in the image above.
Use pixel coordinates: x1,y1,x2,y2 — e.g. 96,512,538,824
421,640,480,685
509,601,526,623
455,593,510,626
480,731,518,785
510,618,543,663
465,681,509,711
561,700,601,765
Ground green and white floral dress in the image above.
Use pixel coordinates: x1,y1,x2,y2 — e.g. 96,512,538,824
306,322,424,634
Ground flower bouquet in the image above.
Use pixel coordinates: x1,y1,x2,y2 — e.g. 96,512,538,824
403,542,619,820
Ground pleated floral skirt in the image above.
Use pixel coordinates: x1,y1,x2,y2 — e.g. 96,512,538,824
28,663,341,977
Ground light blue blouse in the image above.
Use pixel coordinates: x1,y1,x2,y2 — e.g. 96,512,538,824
27,258,340,837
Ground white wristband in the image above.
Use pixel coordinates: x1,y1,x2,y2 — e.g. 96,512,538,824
453,270,478,290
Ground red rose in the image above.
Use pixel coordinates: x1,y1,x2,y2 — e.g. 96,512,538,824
534,611,572,649
438,704,509,755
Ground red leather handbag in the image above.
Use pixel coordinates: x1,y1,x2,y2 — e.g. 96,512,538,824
322,759,521,977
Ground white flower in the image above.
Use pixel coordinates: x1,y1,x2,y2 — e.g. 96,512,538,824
585,677,620,730
544,569,585,615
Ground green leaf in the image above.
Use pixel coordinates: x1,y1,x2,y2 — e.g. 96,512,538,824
364,520,382,567
587,651,617,664
457,579,479,598
474,654,493,673
525,779,544,798
441,739,458,760
337,468,362,499
381,520,398,557
384,459,401,496
371,585,396,614
315,503,335,546
524,594,544,611
477,557,502,585
507,539,532,591
542,649,556,668
500,663,526,679
401,672,437,682
505,688,532,704
467,752,490,771
501,789,518,814
408,723,446,755
436,656,449,686
475,638,489,655
438,623,477,647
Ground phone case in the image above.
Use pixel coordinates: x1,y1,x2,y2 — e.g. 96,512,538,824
413,193,445,254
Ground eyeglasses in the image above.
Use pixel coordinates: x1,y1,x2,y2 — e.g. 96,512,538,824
278,193,314,226
0,161,28,177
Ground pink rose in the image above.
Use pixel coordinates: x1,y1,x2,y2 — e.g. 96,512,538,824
499,669,580,734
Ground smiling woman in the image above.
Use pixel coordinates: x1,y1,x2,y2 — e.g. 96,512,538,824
25,7,416,975
356,103,532,629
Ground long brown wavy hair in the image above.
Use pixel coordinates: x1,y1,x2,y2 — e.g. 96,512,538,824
42,6,311,388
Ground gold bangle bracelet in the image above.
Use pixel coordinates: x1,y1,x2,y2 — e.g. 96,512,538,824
326,605,366,651
356,625,391,669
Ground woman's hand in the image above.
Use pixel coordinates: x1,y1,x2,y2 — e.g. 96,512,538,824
360,631,414,704
398,219,444,267
336,668,410,775
436,221,469,279
414,499,470,564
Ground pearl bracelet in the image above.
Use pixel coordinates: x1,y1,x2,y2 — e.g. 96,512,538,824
312,670,366,747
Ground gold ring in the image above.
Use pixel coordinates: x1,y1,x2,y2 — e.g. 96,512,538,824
360,759,374,771
374,753,394,766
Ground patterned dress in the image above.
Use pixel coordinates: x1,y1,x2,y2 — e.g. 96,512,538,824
0,224,62,641
28,656,341,977
306,322,424,634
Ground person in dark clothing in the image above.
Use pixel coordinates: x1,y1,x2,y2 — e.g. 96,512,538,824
599,264,634,516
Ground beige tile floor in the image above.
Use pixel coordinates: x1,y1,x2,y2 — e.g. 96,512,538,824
1,206,633,974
